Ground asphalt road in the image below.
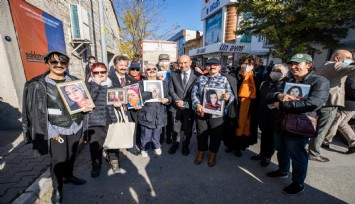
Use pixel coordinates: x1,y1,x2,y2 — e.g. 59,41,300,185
15,134,355,204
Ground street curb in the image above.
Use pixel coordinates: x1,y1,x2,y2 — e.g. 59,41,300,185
12,168,52,204
12,141,87,203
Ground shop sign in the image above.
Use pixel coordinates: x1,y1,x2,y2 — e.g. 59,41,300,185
219,43,245,52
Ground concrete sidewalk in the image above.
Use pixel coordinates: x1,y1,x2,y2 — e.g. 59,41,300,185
14,136,355,204
0,130,50,203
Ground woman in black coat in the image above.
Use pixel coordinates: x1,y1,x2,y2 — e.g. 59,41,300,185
251,64,288,167
85,63,119,177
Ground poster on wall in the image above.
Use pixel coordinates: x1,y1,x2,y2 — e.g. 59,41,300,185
205,10,222,46
9,0,66,80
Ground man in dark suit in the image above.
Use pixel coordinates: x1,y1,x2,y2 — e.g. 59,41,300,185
168,55,200,155
109,55,139,159
109,55,137,88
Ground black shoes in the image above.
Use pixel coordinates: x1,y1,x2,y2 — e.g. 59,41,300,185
250,154,263,160
51,189,63,204
63,176,86,185
260,158,271,167
321,143,330,149
182,145,190,156
235,149,243,157
346,147,355,154
282,182,305,195
267,169,288,178
309,155,330,162
168,144,179,154
91,162,101,178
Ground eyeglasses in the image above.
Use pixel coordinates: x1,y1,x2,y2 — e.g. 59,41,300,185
50,60,68,66
130,68,140,71
92,71,107,75
146,68,158,72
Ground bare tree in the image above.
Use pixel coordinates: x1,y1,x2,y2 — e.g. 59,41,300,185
114,0,179,60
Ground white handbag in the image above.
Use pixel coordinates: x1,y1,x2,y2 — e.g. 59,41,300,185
103,106,136,149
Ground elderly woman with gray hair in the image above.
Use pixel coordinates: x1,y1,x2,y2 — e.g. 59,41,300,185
250,64,289,167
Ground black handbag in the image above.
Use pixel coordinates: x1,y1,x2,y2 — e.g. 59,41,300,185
282,113,318,137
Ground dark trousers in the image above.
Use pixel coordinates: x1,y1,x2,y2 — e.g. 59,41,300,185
50,129,82,190
171,109,194,146
222,117,238,150
161,111,173,142
275,132,309,185
140,126,161,150
84,126,114,165
308,107,338,157
259,126,275,159
195,116,225,153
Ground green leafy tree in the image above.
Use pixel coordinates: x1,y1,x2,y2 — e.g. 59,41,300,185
114,0,179,60
236,0,355,62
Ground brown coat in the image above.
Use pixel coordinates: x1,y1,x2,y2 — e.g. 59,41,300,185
315,62,355,107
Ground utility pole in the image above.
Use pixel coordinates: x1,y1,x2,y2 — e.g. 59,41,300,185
98,0,108,66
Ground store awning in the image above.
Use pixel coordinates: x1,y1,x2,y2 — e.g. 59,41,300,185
189,42,251,57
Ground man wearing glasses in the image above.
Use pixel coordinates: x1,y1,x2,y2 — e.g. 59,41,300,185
22,50,92,204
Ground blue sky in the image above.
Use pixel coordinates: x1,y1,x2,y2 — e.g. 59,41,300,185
160,0,203,37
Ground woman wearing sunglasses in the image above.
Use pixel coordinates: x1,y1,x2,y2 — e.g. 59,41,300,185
137,64,172,157
85,62,123,177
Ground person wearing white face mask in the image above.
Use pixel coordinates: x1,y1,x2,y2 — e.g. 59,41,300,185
250,64,289,167
227,55,264,157
308,49,355,162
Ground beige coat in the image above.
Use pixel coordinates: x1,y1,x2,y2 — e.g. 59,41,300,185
315,62,355,107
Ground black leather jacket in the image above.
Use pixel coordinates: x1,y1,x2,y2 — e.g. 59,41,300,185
22,71,82,156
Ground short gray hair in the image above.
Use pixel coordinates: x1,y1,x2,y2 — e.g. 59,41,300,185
272,63,289,75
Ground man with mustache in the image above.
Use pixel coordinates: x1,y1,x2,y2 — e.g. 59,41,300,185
22,50,92,204
109,55,140,158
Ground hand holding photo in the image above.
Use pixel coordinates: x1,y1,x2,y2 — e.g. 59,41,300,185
284,82,311,99
107,88,126,105
125,84,143,109
56,80,95,115
202,87,225,116
143,80,164,102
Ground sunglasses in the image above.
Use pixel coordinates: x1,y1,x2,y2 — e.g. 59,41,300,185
130,68,140,71
146,68,158,72
50,60,68,66
92,71,107,75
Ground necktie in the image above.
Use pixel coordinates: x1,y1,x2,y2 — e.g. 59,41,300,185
183,72,188,86
120,78,126,87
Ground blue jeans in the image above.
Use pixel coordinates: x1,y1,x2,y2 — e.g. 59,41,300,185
275,131,309,185
140,126,161,151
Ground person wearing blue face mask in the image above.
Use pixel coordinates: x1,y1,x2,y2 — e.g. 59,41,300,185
251,64,289,167
308,49,355,162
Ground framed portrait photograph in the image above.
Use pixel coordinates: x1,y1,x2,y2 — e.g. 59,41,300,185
107,88,126,105
143,80,164,102
283,82,311,99
157,70,171,81
125,83,144,109
202,87,225,116
56,80,95,115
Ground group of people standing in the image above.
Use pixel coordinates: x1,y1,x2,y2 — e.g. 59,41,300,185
22,49,354,203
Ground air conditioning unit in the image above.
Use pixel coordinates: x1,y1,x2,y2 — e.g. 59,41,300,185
69,4,91,42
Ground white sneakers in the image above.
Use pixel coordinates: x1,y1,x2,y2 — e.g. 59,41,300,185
141,148,162,157
141,150,148,157
154,148,162,155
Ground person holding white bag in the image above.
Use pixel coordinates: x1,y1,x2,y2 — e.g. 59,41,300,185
85,62,122,176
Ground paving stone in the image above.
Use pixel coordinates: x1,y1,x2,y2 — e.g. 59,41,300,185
0,187,25,203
